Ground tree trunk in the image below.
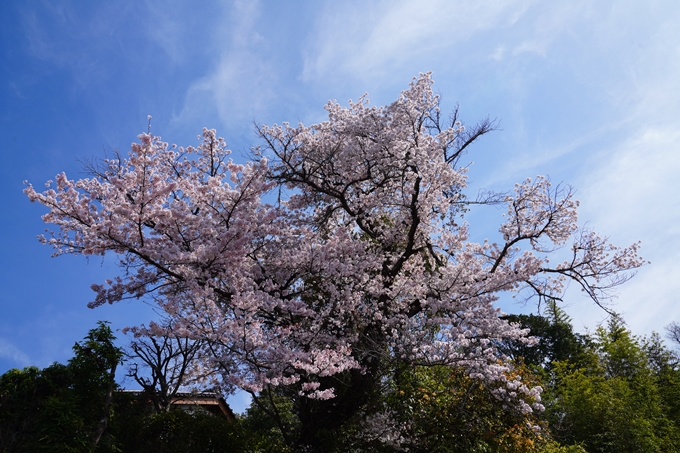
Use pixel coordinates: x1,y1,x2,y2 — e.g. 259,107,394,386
90,363,117,451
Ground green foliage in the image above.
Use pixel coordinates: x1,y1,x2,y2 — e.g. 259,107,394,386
86,390,248,453
501,301,586,371
644,333,680,432
544,315,680,453
0,321,251,453
537,442,587,453
240,363,552,453
71,321,123,451
119,409,245,453
0,322,121,452
4,312,680,453
0,364,85,452
38,394,90,452
551,365,657,452
232,364,543,452
379,364,549,453
239,393,296,452
497,306,680,453
232,305,680,452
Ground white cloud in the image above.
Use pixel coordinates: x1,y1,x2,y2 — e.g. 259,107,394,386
176,50,277,128
143,0,192,64
564,252,680,337
302,0,537,83
508,2,591,57
581,128,680,234
172,0,279,131
572,125,680,335
0,338,31,368
21,6,72,66
454,1,680,336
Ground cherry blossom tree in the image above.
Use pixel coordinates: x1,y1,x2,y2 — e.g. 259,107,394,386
25,74,645,451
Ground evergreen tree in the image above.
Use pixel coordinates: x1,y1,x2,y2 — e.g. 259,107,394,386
501,301,586,371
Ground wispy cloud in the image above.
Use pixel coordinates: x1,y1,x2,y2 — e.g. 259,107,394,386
508,2,590,58
172,0,279,131
301,0,537,83
177,49,277,129
564,3,680,334
21,5,72,66
141,0,233,65
0,338,31,368
142,0,190,64
18,1,141,88
573,124,680,334
580,129,680,236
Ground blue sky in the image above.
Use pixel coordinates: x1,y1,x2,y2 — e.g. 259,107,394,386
2,0,679,412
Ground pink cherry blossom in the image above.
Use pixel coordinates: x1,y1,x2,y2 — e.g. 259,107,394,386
25,73,645,446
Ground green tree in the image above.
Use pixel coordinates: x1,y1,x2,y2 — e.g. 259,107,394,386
0,364,86,452
380,364,545,453
238,362,557,453
645,332,680,434
548,316,680,453
70,321,123,450
0,322,122,452
116,409,246,453
501,301,586,372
